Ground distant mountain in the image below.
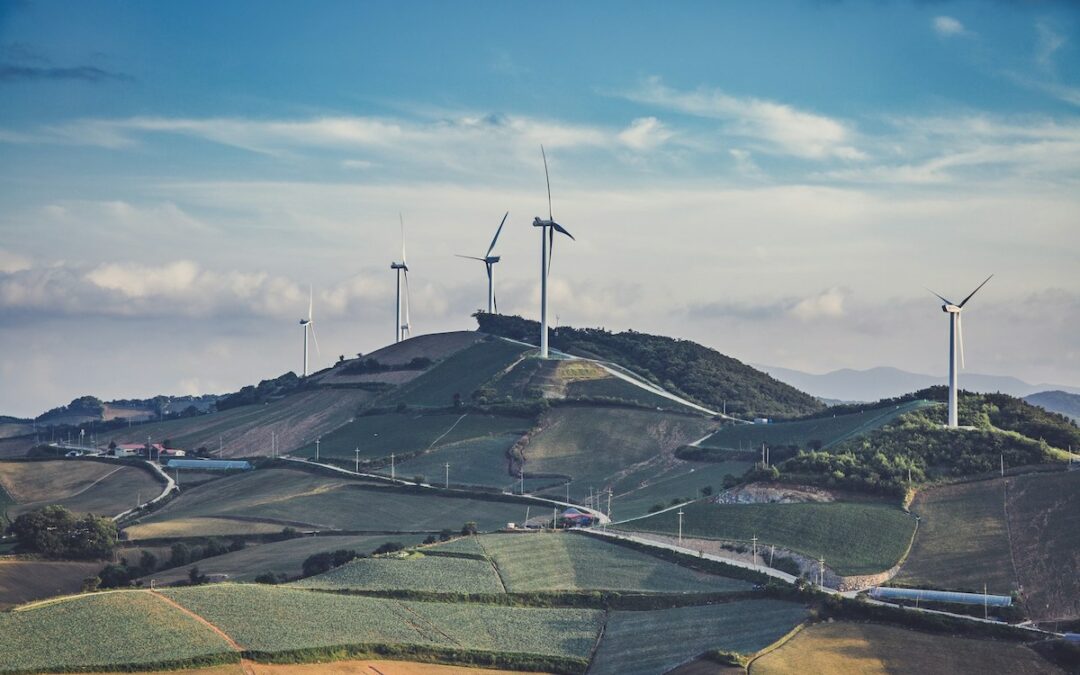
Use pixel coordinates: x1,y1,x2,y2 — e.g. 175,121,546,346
1024,390,1080,422
758,365,1080,403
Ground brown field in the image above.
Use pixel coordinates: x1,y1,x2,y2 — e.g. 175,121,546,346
0,422,33,439
749,622,1060,674
1008,469,1080,621
0,436,35,458
0,558,103,610
102,404,155,422
86,661,531,675
0,459,161,518
124,517,288,540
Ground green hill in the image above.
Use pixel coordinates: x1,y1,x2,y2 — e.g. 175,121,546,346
475,313,824,419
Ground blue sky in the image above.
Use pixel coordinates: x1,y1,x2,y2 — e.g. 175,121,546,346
1,1,1079,417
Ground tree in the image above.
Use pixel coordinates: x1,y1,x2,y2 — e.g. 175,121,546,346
460,521,478,536
188,566,207,585
98,563,132,589
82,576,101,592
9,506,117,559
372,542,402,556
138,551,158,575
170,542,192,567
254,572,279,584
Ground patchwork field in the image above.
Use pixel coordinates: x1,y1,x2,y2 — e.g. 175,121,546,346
296,552,504,594
621,500,916,576
381,338,529,408
589,600,809,675
0,459,161,519
748,621,1060,674
699,400,932,451
1007,469,1080,621
0,559,104,610
0,591,234,673
522,406,714,493
101,389,372,458
895,478,1015,594
389,435,520,489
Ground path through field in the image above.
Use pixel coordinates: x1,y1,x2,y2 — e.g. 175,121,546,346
150,590,253,675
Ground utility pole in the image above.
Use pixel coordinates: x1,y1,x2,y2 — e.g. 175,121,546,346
315,437,321,462
761,443,766,467
677,508,684,545
524,506,530,528
390,453,395,480
552,506,558,530
565,481,570,503
355,447,360,473
984,583,988,619
769,544,775,567
1000,453,1004,477
444,462,450,489
519,469,524,495
607,489,612,519
271,431,276,459
818,556,825,588
751,534,758,566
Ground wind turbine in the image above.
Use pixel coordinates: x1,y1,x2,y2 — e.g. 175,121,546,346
457,211,508,314
390,214,412,343
927,275,993,428
532,146,574,358
298,285,320,377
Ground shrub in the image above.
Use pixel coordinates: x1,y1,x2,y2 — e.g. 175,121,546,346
9,505,117,559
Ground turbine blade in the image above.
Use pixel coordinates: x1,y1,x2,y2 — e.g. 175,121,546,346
547,226,555,277
403,269,412,335
455,254,486,262
399,212,407,266
926,288,952,305
541,145,552,221
551,221,575,240
958,274,993,308
486,211,508,257
308,284,313,321
310,323,321,357
957,312,965,369
493,293,498,314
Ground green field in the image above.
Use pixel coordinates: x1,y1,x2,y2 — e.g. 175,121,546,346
565,375,699,412
295,412,530,463
296,552,504,593
589,600,809,675
164,584,603,659
699,400,932,451
447,532,753,593
0,592,234,673
749,621,1059,675
606,458,754,519
621,500,916,576
1007,469,1080,621
894,478,1015,594
382,339,529,408
523,406,714,494
390,435,520,489
0,459,161,519
100,389,372,458
143,533,425,585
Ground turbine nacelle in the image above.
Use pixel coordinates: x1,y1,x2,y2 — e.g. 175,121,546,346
942,304,961,314
299,318,311,326
390,261,408,271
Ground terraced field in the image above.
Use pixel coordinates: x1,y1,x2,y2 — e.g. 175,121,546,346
296,552,504,593
699,400,932,451
101,389,372,458
895,478,1015,594
163,584,603,660
749,621,1059,674
621,500,916,576
0,559,104,610
295,412,529,463
0,459,161,519
0,591,234,673
589,600,809,675
381,338,529,408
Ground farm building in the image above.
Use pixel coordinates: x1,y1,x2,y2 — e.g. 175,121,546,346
165,459,252,471
869,586,1012,607
560,507,596,527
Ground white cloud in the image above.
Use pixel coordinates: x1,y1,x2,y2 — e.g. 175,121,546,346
790,287,847,320
1036,20,1066,69
0,249,32,274
933,16,968,38
617,116,673,150
622,76,864,161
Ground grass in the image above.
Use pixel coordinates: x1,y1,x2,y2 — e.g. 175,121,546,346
748,621,1059,674
126,517,291,539
894,478,1015,594
295,552,504,594
699,400,932,451
0,591,234,673
0,459,161,519
391,435,521,489
606,458,754,519
621,500,916,576
565,375,698,412
1007,469,1080,621
295,412,529,462
143,533,425,584
0,559,104,610
588,600,809,675
523,406,714,491
164,584,603,659
470,532,753,593
382,339,529,408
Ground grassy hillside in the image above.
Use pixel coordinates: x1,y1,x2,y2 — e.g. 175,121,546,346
1007,469,1080,621
589,600,809,675
894,478,1015,594
621,500,916,576
476,313,824,419
296,552,504,594
381,338,529,408
608,457,754,519
389,435,521,490
749,621,1059,675
0,459,161,520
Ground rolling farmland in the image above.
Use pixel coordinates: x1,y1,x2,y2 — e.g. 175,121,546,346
621,500,916,576
382,338,529,408
699,400,932,451
296,552,504,593
0,559,104,610
0,592,234,673
607,457,753,519
894,478,1015,594
390,435,520,489
589,600,809,675
0,459,161,519
749,621,1059,674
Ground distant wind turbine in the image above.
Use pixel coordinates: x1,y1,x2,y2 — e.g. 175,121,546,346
532,146,574,358
927,275,993,428
457,211,508,314
390,214,412,343
298,285,320,377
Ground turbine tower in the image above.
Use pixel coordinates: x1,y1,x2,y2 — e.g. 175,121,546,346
927,275,992,428
298,285,320,377
390,214,412,343
457,212,508,314
532,146,574,358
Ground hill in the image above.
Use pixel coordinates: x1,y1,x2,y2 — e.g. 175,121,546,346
475,313,824,419
0,458,162,522
1025,390,1080,422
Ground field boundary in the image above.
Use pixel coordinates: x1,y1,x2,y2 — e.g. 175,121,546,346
743,620,809,670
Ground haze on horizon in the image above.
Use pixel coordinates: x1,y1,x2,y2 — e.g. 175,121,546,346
2,1,1079,418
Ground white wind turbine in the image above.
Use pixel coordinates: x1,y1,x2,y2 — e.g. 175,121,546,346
927,275,993,428
390,214,412,343
298,285,320,377
457,211,509,314
532,146,575,358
